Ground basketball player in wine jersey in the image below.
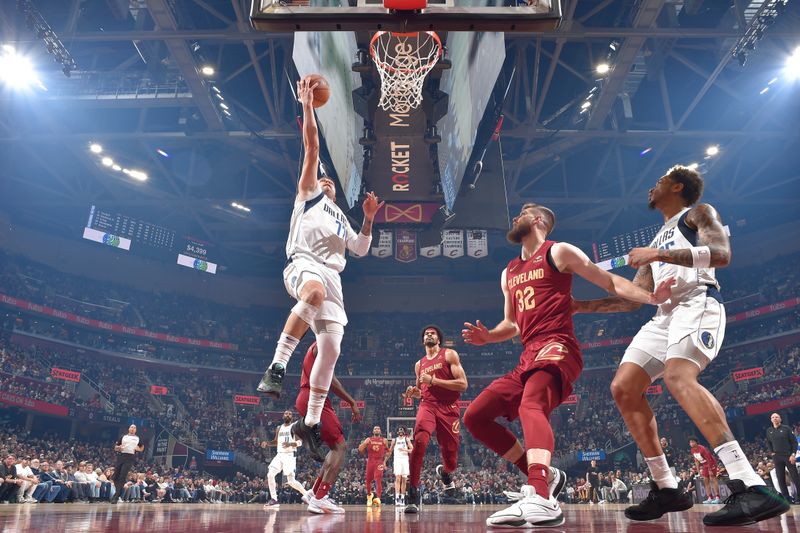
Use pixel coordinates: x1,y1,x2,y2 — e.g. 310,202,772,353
257,77,383,462
403,326,468,513
358,427,390,507
573,166,789,526
462,203,674,528
296,342,362,514
388,427,413,506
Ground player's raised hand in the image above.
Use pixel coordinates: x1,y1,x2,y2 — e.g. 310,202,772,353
462,320,490,346
404,385,421,399
649,276,676,305
297,77,318,107
362,191,384,221
627,247,660,268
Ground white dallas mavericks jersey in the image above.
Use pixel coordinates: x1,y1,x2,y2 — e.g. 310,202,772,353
277,424,296,455
649,207,719,311
393,437,410,460
286,185,360,273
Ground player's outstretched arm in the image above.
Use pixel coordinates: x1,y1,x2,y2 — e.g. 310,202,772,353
462,268,519,345
297,77,320,199
628,204,731,269
572,264,654,314
418,350,468,392
554,243,674,307
358,438,370,455
331,374,362,422
345,191,384,256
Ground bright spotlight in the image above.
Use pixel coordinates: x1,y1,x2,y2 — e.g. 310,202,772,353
101,157,114,167
128,170,148,181
89,143,103,154
219,103,229,110
786,46,800,80
596,63,610,74
0,47,45,90
688,163,699,170
200,65,215,76
580,101,592,109
705,145,719,157
156,148,169,158
111,164,122,171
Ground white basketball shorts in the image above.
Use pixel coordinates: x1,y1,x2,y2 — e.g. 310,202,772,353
622,286,726,381
283,256,348,326
268,453,296,476
393,457,410,477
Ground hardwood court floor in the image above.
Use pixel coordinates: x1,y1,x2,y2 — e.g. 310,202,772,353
0,502,797,532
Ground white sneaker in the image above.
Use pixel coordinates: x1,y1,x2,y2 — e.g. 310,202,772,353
487,485,564,528
308,495,345,514
504,467,567,503
302,490,313,505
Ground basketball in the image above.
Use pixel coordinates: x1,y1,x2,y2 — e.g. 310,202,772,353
306,73,330,108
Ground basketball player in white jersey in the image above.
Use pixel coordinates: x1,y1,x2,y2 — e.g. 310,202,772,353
263,411,308,508
389,427,413,506
256,76,383,460
574,165,789,526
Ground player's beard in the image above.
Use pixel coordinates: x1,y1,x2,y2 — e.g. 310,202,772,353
283,416,291,423
506,219,532,244
423,339,437,347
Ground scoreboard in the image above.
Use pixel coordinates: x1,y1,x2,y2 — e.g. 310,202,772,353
593,224,662,263
83,206,218,274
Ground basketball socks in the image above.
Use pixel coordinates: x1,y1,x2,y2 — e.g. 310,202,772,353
270,333,300,367
645,454,678,490
312,477,322,493
314,481,332,500
514,456,528,476
714,441,765,487
305,389,327,426
527,464,550,499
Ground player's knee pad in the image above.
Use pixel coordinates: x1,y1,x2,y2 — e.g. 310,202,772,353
313,320,344,363
291,300,320,326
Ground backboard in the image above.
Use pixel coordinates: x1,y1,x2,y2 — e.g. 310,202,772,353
251,0,561,33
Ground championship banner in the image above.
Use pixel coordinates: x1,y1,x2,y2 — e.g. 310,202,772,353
733,367,764,382
150,385,169,395
745,393,800,416
51,367,81,382
563,394,579,405
646,385,663,395
466,230,488,258
234,394,261,405
339,400,366,409
395,229,417,263
371,229,393,258
420,242,442,258
374,202,440,224
442,230,464,259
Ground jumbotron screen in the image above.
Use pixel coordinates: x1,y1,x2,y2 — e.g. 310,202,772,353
592,224,662,263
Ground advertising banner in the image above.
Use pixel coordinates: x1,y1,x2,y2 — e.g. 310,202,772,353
733,367,764,382
51,367,81,382
234,394,261,406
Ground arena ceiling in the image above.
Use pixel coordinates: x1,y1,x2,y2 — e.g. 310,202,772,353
0,0,799,279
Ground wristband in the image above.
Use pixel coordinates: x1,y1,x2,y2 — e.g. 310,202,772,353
690,246,711,268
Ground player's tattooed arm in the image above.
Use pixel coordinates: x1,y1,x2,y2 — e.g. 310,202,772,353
572,264,654,314
661,203,731,268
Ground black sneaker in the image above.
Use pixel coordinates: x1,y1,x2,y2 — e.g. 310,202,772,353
291,419,326,462
624,481,694,521
256,363,285,398
702,479,790,526
436,464,456,496
404,485,421,514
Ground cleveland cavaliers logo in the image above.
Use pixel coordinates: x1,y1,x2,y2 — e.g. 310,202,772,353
451,420,460,434
535,342,568,362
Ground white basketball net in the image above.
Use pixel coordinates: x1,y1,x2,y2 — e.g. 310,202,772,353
370,31,442,115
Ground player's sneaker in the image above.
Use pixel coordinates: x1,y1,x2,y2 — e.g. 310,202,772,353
367,492,373,507
308,495,345,514
395,494,404,506
436,464,456,497
257,363,285,398
702,479,790,526
404,485,421,514
263,499,280,509
302,490,313,505
486,485,564,528
373,497,381,507
291,419,326,462
624,481,694,521
504,467,567,502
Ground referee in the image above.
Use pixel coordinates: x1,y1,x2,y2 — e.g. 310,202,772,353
766,413,799,504
110,424,144,504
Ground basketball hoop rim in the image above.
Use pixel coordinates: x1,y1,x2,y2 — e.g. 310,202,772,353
369,30,442,75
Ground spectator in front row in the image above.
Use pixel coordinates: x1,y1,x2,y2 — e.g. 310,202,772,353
0,455,24,502
30,459,61,502
15,457,40,503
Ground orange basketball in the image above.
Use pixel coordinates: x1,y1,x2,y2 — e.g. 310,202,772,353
306,74,330,108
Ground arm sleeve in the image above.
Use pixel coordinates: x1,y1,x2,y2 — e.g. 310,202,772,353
345,223,372,257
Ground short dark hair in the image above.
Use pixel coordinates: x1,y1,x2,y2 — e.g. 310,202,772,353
421,325,445,345
521,203,556,234
688,435,699,444
665,165,704,206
